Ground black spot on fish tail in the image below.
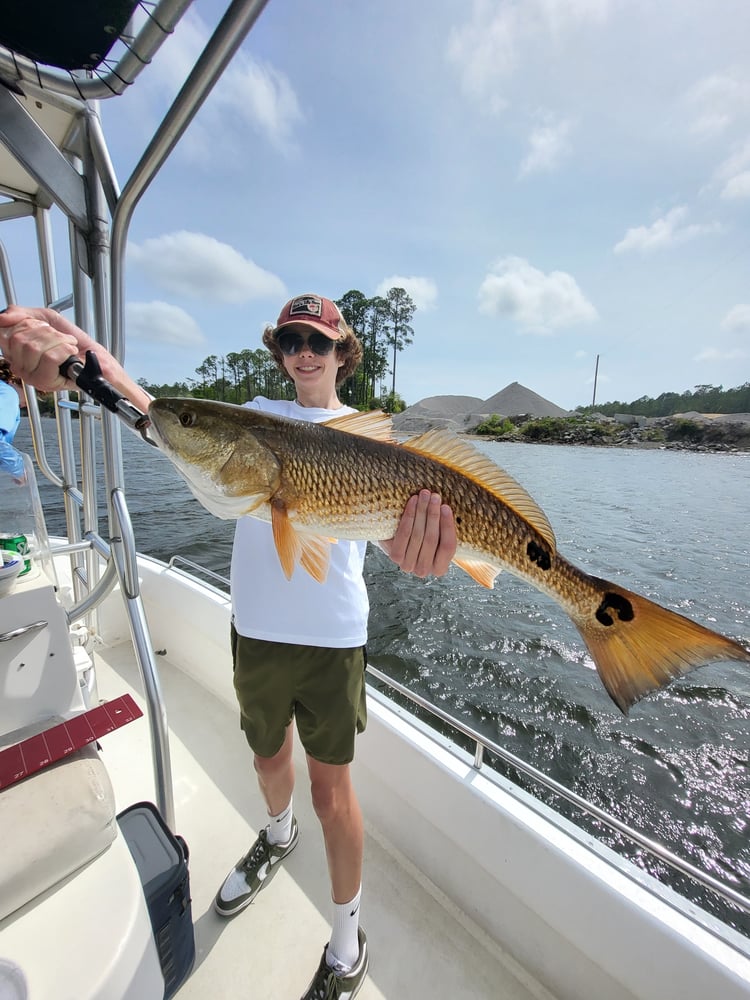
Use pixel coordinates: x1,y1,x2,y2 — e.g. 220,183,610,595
595,592,635,627
527,540,551,571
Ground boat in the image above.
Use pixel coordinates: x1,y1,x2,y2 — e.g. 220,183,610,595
0,3,749,997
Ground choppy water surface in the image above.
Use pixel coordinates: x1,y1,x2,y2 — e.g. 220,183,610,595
19,421,750,933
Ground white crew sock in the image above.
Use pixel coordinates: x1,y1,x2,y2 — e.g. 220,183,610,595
326,886,362,972
266,799,294,845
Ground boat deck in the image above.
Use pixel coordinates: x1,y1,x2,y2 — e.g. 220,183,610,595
96,639,551,1000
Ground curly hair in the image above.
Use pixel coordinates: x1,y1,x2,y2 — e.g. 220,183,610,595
0,357,21,386
261,320,364,386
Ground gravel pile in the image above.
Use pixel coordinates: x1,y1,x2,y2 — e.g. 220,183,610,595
393,382,568,434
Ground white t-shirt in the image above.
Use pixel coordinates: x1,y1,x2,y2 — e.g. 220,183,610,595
230,397,370,648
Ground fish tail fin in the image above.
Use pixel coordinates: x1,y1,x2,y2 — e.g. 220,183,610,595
573,579,750,713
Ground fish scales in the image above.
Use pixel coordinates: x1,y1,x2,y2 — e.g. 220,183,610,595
147,398,750,713
266,417,549,581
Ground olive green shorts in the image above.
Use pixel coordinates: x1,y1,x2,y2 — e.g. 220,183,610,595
230,627,367,765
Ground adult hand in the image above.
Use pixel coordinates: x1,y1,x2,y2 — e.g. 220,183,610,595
0,306,88,391
0,306,151,411
381,490,457,578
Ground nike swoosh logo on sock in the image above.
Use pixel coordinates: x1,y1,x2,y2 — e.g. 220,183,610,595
349,903,360,917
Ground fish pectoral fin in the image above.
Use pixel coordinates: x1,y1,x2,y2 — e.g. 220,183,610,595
402,429,556,553
299,533,332,584
323,409,396,442
452,557,502,589
271,502,332,583
271,501,300,580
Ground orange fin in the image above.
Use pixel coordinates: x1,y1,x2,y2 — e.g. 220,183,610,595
574,577,750,713
271,501,298,580
453,557,502,589
271,501,331,582
323,409,396,442
299,533,331,584
402,429,556,552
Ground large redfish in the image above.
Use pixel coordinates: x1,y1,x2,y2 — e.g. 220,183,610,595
147,398,750,713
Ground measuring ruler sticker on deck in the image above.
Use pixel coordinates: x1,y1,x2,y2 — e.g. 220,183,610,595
0,695,143,790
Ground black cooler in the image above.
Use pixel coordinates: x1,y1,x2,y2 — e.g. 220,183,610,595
118,801,195,998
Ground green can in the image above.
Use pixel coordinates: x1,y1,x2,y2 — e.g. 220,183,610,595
0,533,31,576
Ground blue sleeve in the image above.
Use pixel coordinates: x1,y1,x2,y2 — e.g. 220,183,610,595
0,439,25,479
0,383,20,440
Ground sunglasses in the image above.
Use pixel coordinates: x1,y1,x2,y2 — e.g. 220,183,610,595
275,330,336,357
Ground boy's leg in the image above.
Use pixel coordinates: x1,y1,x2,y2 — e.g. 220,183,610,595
214,722,299,917
306,756,363,907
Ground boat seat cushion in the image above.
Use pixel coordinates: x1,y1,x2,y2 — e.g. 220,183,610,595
0,717,117,922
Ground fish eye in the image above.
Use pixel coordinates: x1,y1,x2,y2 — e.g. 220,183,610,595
179,411,197,428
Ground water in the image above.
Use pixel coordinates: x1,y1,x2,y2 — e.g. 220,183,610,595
15,420,750,933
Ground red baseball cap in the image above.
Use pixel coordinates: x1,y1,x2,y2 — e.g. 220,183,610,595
273,294,347,340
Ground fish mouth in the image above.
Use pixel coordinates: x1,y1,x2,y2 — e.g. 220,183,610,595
146,403,176,450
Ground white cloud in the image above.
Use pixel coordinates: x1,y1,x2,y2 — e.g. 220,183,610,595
712,141,750,201
211,57,302,155
375,276,438,311
613,206,719,254
478,256,598,332
721,171,750,201
128,231,286,302
721,304,750,332
126,301,206,347
686,71,750,137
693,347,747,362
446,3,517,114
130,10,302,157
447,0,610,114
519,116,572,177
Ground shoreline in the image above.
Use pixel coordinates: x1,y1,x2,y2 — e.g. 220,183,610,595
463,413,750,454
468,435,749,454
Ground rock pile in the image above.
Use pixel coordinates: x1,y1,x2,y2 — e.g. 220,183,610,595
393,382,568,434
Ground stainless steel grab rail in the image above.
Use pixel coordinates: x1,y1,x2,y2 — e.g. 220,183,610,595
365,663,750,917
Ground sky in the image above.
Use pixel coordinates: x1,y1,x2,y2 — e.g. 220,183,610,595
2,0,750,410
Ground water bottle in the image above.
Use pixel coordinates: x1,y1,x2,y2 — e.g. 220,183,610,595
0,453,53,584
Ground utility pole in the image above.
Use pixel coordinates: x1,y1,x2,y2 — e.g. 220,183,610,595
592,354,600,408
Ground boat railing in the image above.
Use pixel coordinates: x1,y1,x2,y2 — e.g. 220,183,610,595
166,554,235,592
364,665,750,921
159,555,750,923
0,0,272,834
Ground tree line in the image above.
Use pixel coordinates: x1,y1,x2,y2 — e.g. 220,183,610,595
138,287,417,412
577,383,750,417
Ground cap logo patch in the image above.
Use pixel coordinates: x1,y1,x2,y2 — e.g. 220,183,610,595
289,295,323,319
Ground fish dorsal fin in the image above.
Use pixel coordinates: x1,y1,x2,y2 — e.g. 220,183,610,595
271,500,331,582
401,429,556,552
323,409,396,442
453,558,503,590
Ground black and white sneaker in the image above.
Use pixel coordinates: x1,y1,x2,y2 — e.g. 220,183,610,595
300,928,368,1000
214,818,299,917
